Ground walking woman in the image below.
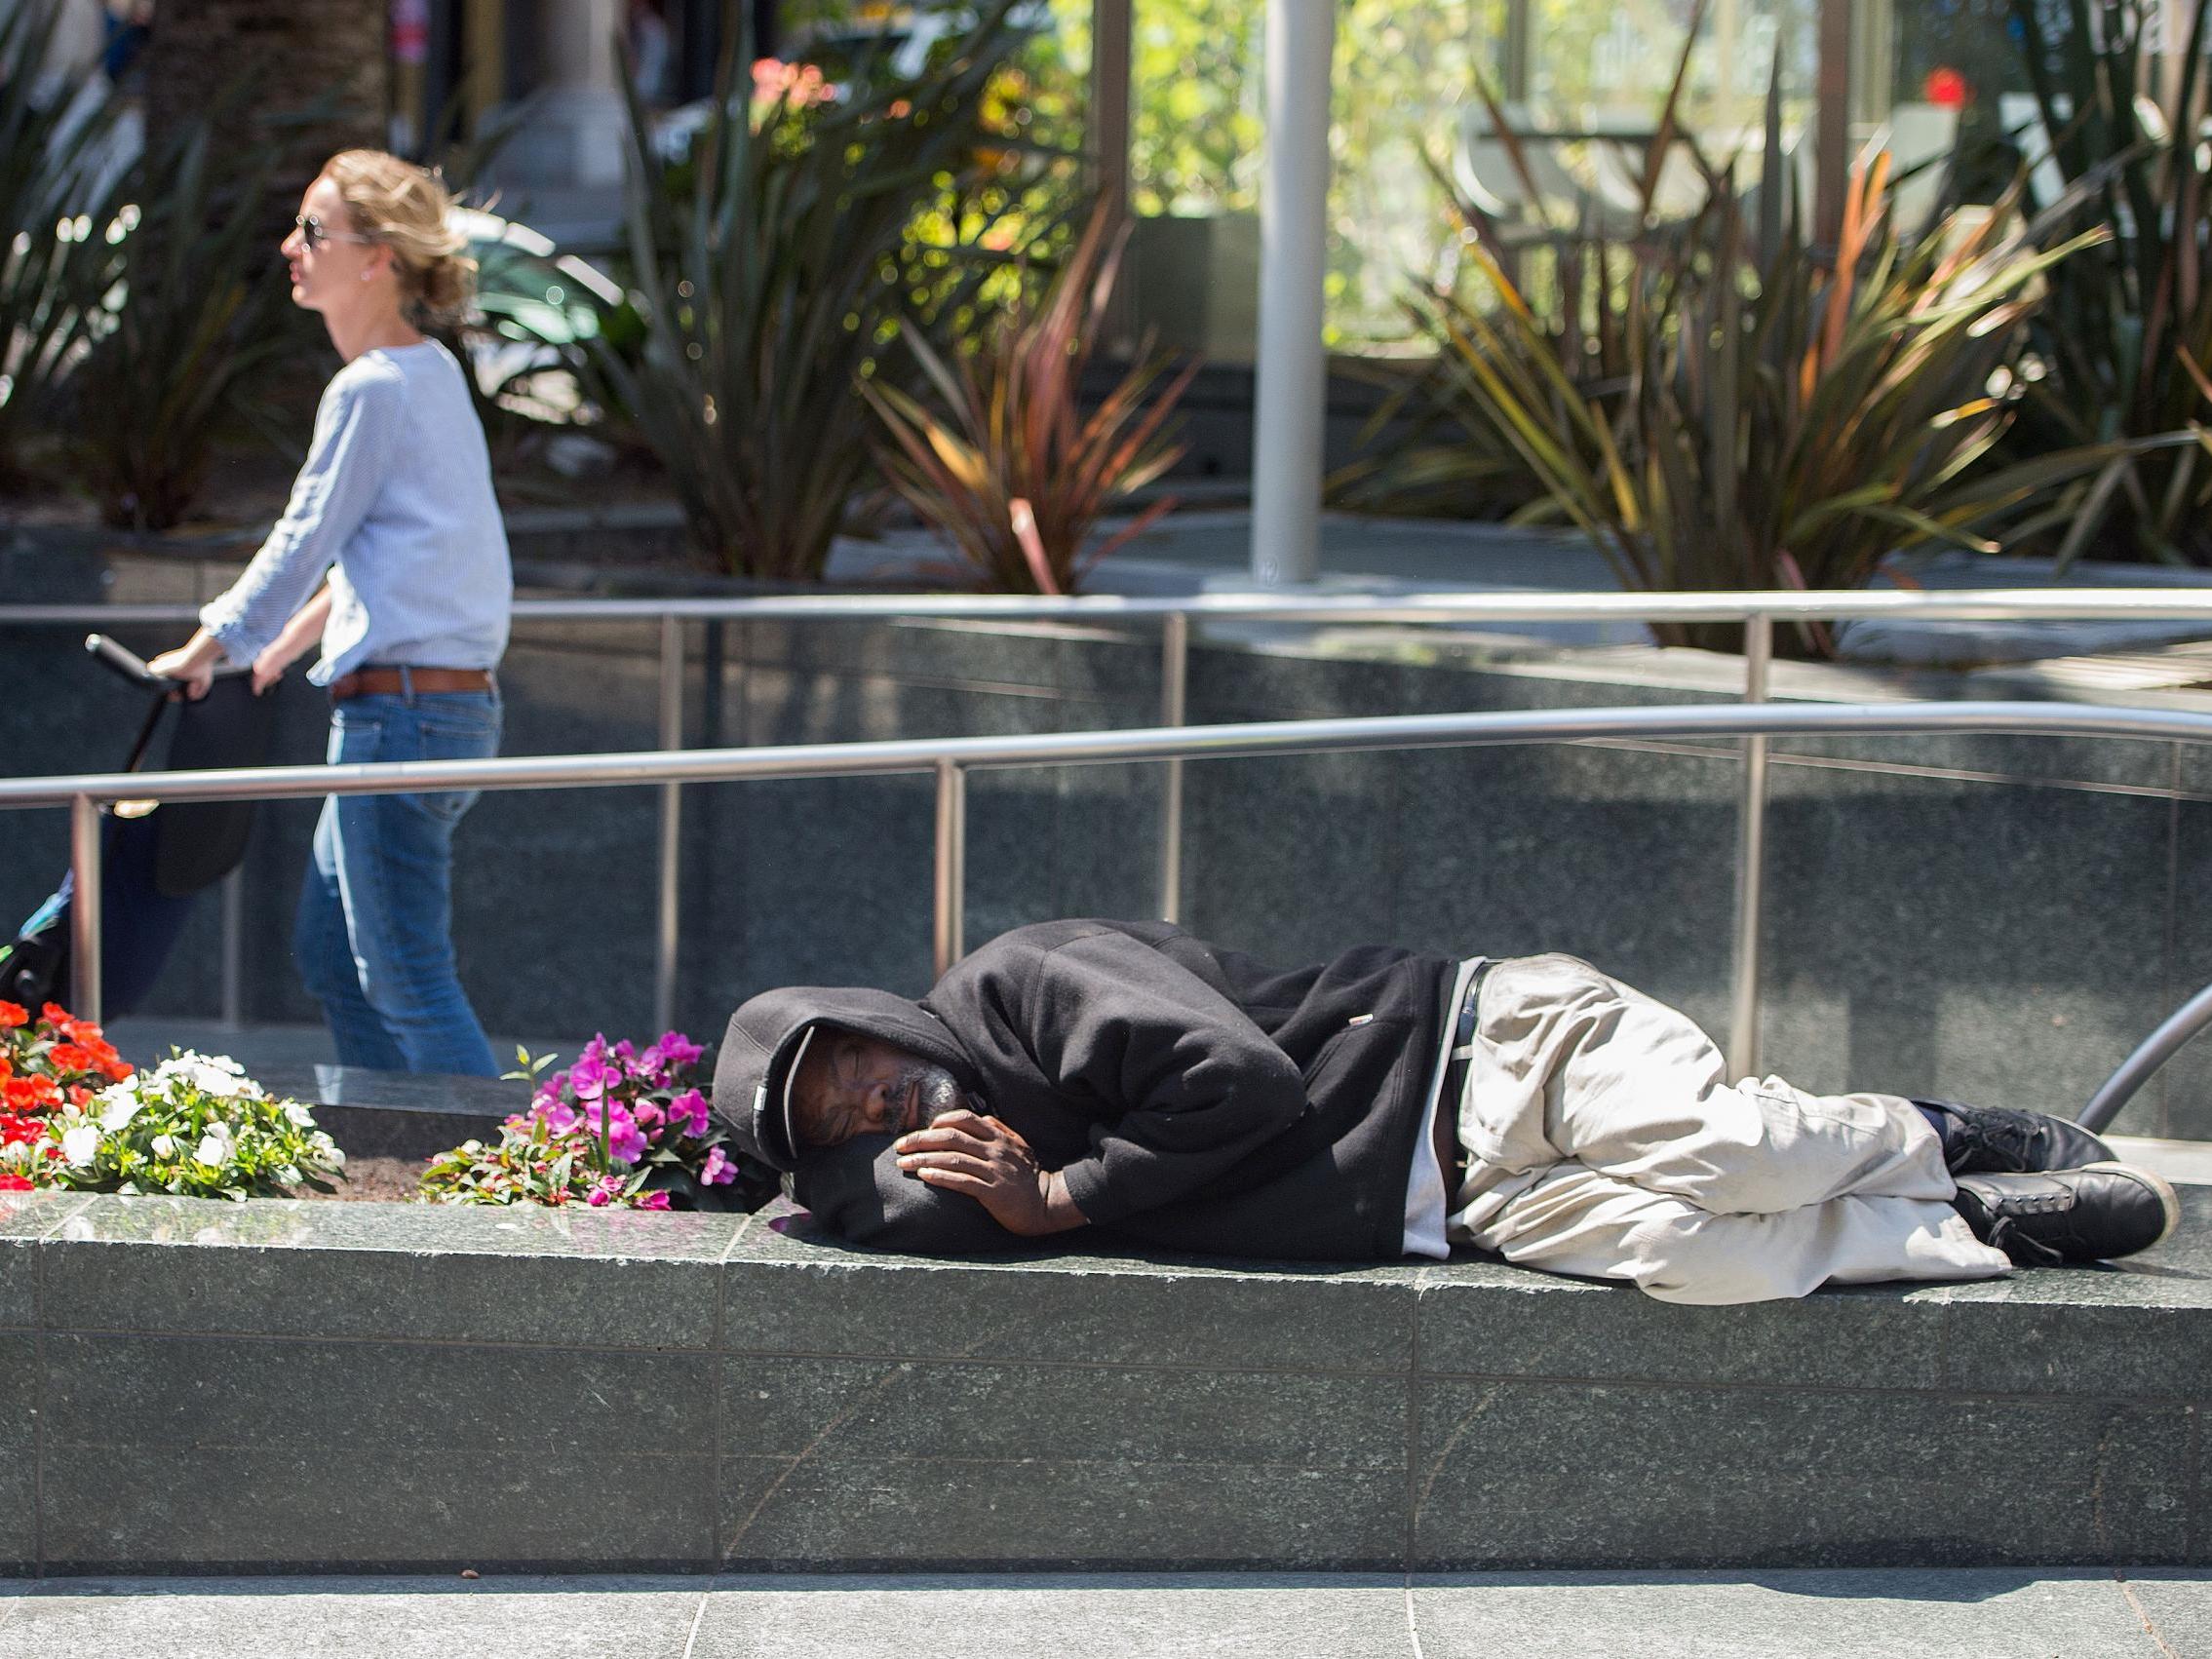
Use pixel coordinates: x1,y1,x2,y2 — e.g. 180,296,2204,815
150,152,510,1076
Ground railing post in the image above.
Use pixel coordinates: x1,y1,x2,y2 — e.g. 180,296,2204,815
68,793,102,1022
1727,615,1772,1081
219,868,245,1030
1159,611,1188,923
933,759,966,979
654,613,683,1033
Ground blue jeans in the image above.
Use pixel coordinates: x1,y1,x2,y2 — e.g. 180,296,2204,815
294,689,501,1076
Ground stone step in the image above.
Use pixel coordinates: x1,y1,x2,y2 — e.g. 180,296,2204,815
3,1183,2206,1576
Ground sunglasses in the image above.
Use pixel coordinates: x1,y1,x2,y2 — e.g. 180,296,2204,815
292,212,372,251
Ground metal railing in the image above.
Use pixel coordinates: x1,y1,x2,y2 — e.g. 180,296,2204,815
15,586,2212,1126
8,698,2212,1130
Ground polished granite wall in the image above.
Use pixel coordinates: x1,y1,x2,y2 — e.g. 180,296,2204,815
1,1183,2207,1575
8,576,2212,1138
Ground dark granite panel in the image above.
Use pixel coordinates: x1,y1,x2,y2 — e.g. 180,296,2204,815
718,1244,1417,1371
1756,766,2173,1108
0,1192,88,1332
715,1353,1409,1565
1386,738,1742,1032
454,780,663,1041
38,1444,715,1571
718,771,939,1000
2149,795,2212,1142
1411,1380,2190,1568
1415,1267,1945,1391
719,1355,1405,1471
717,1453,1407,1571
1179,751,1406,968
1930,1285,2212,1399
42,1333,715,1453
41,1200,740,1346
0,1334,36,1573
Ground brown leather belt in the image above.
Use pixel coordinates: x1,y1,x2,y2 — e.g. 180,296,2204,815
330,667,494,701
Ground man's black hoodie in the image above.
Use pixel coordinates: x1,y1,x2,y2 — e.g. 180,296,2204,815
714,918,1458,1261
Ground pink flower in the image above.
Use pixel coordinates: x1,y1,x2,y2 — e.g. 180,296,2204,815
633,1100,665,1132
537,1098,579,1136
585,1184,611,1207
701,1145,737,1186
636,1190,672,1211
670,1089,710,1138
604,1106,647,1164
569,1051,616,1104
647,1030,704,1073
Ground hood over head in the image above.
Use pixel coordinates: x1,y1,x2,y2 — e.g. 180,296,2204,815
712,984,971,1173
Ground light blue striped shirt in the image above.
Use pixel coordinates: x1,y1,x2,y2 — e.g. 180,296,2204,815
200,340,511,687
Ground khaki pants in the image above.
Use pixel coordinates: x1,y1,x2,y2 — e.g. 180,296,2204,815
1447,954,2012,1304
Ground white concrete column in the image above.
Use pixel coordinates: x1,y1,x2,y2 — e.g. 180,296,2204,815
507,0,628,188
1249,0,1335,587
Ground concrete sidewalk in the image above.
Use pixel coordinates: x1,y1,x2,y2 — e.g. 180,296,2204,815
0,1570,2204,1657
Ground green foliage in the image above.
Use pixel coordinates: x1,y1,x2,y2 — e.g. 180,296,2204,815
69,116,288,530
1366,34,2115,652
591,1,1066,579
0,1,130,483
865,200,1197,593
2003,0,2212,564
34,1051,345,1202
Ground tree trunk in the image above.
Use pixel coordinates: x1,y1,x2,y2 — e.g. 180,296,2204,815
144,0,390,195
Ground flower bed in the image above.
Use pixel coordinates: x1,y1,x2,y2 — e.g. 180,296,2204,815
4,1003,767,1211
418,1029,763,1211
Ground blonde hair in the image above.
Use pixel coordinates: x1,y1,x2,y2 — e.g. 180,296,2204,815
321,149,476,326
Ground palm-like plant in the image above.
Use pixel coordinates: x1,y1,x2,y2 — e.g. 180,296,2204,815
591,4,1054,580
1428,144,2108,652
2003,0,2212,564
863,200,1198,594
0,1,130,485
70,117,287,529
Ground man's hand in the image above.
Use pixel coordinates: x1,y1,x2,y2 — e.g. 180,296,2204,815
893,1108,1089,1237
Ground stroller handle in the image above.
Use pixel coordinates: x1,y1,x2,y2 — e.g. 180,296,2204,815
84,633,175,688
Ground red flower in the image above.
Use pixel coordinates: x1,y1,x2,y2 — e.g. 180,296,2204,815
0,1002,25,1030
47,1044,92,1075
0,1173,33,1191
2,1076,58,1111
65,1085,91,1107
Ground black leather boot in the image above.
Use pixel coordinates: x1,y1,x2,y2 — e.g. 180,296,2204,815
1950,1164,2180,1266
1917,1099,2115,1176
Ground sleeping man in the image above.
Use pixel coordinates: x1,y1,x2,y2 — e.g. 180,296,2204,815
713,918,2178,1304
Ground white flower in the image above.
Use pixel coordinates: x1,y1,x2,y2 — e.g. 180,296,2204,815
150,1134,175,1158
276,1166,301,1184
98,1097,140,1133
157,1052,248,1099
193,1134,226,1168
282,1101,316,1129
60,1126,98,1167
95,1079,138,1113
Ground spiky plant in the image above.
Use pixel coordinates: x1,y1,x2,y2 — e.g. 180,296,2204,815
0,0,130,485
863,199,1198,594
590,3,1058,580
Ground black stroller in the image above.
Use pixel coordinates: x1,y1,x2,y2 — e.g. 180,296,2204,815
0,636,278,1015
